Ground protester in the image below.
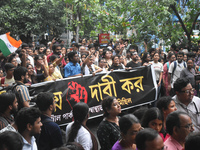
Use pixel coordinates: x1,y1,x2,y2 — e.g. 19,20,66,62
0,63,15,87
112,114,143,150
165,111,194,150
14,66,31,109
151,51,163,92
0,131,23,150
163,53,176,95
63,51,82,78
135,128,165,150
168,51,186,96
15,107,42,150
141,52,151,66
173,78,200,132
108,55,124,71
141,107,168,141
126,52,141,69
185,132,200,150
156,96,177,129
180,59,196,88
36,92,63,150
0,93,18,130
97,96,121,150
66,102,98,150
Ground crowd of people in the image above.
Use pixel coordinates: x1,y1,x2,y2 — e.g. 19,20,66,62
0,37,200,150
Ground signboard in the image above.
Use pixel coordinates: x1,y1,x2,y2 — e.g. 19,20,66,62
99,33,110,45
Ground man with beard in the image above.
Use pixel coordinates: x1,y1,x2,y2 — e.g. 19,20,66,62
47,44,66,67
14,66,31,109
126,51,141,69
36,92,63,150
15,107,42,150
0,93,18,130
168,51,186,96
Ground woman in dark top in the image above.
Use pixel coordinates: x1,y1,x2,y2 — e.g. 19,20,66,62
97,96,121,150
108,55,123,71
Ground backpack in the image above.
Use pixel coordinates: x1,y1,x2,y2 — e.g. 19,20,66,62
6,83,24,111
171,61,186,78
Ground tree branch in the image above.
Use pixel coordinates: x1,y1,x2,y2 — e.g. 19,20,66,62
189,13,200,35
170,4,189,37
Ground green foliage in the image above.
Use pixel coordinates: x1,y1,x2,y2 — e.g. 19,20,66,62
131,0,200,48
0,0,66,37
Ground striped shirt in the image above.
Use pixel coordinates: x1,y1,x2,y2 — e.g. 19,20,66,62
16,85,31,102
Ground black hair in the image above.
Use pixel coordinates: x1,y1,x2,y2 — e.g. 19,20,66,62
141,107,163,128
68,102,89,142
81,53,87,58
119,114,139,135
68,51,77,62
50,54,59,62
36,92,54,111
133,107,148,122
174,78,190,92
71,43,79,48
4,63,15,71
129,45,138,52
167,52,175,60
149,48,156,54
111,55,119,61
88,44,94,50
191,47,197,52
7,53,16,63
21,43,29,49
102,96,116,117
185,132,200,150
177,51,184,56
34,54,43,61
152,51,160,57
187,52,196,59
15,107,41,134
14,66,27,81
171,44,176,50
52,44,61,52
135,128,160,150
0,131,23,150
102,48,110,58
166,111,188,135
156,96,174,112
141,52,150,65
0,92,16,113
114,43,119,50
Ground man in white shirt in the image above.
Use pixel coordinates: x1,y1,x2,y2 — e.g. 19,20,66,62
15,107,42,150
168,51,186,96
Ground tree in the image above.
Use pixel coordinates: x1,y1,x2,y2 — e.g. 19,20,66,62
131,0,200,49
0,0,66,43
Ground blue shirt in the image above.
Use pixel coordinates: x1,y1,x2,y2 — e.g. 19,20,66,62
36,115,63,150
63,61,81,78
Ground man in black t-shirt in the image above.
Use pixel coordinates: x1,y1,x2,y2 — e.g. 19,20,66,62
126,52,141,69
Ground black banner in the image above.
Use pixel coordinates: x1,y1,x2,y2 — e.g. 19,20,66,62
27,65,156,126
0,65,157,126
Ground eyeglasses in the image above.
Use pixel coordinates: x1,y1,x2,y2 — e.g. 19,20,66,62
9,69,14,71
180,88,195,94
180,123,194,130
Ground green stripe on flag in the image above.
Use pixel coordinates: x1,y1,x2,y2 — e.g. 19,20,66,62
0,39,11,57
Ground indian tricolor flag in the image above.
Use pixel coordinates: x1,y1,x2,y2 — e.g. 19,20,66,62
0,32,22,57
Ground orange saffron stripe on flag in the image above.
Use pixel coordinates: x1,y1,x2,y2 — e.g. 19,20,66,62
6,33,22,48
